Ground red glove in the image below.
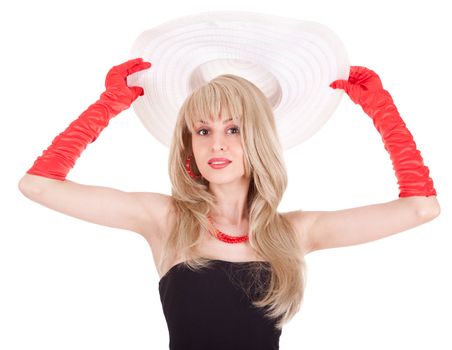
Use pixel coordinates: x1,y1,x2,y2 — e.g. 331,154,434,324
330,66,436,198
26,58,152,181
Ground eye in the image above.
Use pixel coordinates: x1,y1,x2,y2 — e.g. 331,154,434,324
196,128,208,136
196,127,240,136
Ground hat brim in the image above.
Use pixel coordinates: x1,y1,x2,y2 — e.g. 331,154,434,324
127,11,350,150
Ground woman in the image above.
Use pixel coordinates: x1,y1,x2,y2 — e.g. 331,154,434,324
18,58,440,349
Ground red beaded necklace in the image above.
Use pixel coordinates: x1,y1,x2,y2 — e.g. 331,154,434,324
207,215,249,244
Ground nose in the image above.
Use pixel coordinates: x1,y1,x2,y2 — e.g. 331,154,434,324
211,134,227,152
212,144,226,152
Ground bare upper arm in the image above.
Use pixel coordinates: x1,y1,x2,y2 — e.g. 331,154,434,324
18,174,172,239
289,197,440,254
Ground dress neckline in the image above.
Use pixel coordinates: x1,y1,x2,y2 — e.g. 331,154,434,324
159,258,270,284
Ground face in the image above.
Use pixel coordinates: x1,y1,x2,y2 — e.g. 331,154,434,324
191,113,246,185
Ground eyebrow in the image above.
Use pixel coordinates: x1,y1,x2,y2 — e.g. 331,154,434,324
196,117,234,125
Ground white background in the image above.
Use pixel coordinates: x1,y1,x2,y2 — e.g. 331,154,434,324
1,0,451,349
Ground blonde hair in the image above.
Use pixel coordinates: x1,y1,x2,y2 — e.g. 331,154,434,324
160,74,307,330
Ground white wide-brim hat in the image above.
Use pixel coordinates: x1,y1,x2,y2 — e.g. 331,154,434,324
127,11,350,150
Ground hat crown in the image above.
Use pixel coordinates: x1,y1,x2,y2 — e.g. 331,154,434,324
189,58,283,110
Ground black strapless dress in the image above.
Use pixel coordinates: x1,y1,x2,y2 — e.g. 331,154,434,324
158,259,282,349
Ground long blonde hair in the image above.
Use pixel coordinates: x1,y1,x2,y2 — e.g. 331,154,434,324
160,74,308,330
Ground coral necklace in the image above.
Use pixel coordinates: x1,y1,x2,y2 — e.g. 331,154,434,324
207,215,249,244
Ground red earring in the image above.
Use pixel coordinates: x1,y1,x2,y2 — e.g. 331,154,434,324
185,154,202,179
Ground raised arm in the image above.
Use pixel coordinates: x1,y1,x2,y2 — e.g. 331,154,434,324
297,66,439,253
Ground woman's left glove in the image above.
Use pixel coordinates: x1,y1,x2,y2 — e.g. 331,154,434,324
329,66,436,198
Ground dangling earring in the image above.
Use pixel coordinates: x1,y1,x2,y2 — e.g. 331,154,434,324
185,154,202,179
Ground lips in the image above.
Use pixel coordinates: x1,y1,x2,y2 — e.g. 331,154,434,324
208,157,232,169
208,157,232,165
209,162,231,169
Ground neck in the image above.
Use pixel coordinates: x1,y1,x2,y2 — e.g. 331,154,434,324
208,178,250,226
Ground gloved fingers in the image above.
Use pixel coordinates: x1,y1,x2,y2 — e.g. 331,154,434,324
111,57,148,74
105,58,152,89
329,79,349,90
126,60,152,75
130,86,145,98
329,79,363,105
348,66,383,90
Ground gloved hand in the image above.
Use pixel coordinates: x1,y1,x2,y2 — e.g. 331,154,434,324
330,66,436,198
26,58,152,181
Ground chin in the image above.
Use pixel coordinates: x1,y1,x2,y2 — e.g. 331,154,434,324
205,172,246,185
206,177,237,185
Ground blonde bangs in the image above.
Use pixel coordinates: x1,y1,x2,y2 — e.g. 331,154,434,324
184,75,244,133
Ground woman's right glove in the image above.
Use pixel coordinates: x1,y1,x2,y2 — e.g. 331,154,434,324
26,57,152,181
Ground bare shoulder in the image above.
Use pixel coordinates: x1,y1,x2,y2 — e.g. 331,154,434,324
133,192,175,241
281,209,317,255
